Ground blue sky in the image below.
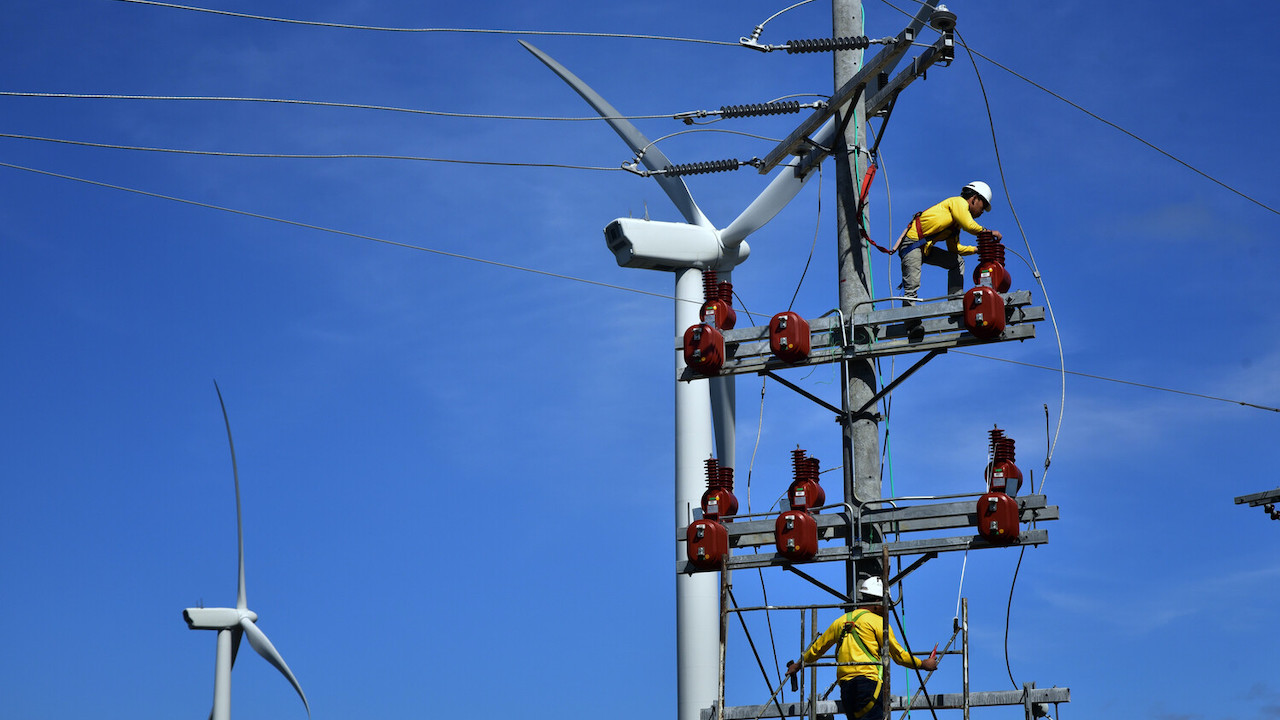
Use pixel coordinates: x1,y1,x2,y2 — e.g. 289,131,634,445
2,1,1278,719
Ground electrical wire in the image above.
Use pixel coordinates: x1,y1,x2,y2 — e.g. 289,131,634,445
0,91,696,122
787,165,823,311
873,0,1278,217
954,26,1067,696
111,0,740,46
955,29,1066,491
0,159,695,304
952,351,1280,413
0,132,623,170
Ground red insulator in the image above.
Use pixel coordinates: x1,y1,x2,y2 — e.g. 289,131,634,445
769,311,811,363
687,518,730,570
787,449,825,511
963,286,1006,340
716,282,737,330
700,457,739,520
985,430,1023,496
699,274,736,330
976,491,1020,544
972,231,1011,292
775,510,818,560
683,323,725,376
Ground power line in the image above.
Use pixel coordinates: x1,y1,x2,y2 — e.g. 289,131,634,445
872,0,1279,217
4,157,1272,416
952,350,1280,413
0,91,685,122
0,132,624,171
111,0,739,46
0,159,688,304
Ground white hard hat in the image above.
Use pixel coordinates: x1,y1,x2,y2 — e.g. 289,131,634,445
963,181,993,210
858,576,885,600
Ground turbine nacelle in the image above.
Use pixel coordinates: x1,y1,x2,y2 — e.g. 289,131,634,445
604,218,749,272
184,607,258,630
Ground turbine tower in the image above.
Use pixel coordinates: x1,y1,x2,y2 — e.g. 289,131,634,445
522,41,840,720
183,383,309,720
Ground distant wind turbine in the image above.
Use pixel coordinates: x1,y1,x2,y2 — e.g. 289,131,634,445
183,382,309,720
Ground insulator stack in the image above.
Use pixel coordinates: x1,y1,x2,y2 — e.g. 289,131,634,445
787,449,826,512
977,427,1021,544
701,458,739,521
986,428,1022,495
703,271,719,301
785,36,871,54
972,230,1012,292
720,101,802,119
777,448,821,560
662,159,741,177
700,271,736,330
964,236,1009,339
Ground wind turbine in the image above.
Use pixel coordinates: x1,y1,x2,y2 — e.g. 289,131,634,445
183,382,309,720
521,41,841,720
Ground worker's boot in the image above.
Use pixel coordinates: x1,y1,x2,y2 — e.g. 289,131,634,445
902,295,924,340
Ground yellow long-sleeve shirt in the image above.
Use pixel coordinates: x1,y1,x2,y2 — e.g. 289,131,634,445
905,195,985,256
800,610,925,683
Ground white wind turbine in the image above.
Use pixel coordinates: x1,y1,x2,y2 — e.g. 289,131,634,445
183,383,309,720
521,41,841,720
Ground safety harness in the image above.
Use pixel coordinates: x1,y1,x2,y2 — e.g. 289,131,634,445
837,610,884,719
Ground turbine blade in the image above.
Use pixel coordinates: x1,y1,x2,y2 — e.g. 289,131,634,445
519,40,713,230
230,626,242,669
719,118,838,247
213,381,248,611
240,618,310,716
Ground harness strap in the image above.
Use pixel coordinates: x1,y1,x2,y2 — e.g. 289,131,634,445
839,611,883,718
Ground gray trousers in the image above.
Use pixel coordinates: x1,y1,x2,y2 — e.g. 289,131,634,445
899,244,965,305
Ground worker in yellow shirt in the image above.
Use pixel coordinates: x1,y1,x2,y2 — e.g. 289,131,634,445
784,578,938,720
896,181,1001,337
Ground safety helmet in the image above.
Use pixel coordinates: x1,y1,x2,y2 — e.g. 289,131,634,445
962,181,993,211
858,576,885,600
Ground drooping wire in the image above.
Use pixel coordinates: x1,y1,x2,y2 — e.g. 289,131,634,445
787,166,823,311
872,0,1279,217
955,29,1066,492
1004,546,1026,689
111,0,740,46
955,29,1065,696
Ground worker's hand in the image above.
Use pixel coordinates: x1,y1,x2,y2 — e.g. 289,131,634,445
785,660,802,677
922,656,939,672
991,230,1003,241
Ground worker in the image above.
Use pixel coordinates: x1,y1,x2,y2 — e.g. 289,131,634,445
896,181,1002,337
784,577,938,720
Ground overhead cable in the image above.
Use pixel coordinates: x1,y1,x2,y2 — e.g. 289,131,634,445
0,91,691,122
955,29,1067,491
111,0,738,46
953,351,1280,413
0,160,686,303
873,0,1278,217
0,132,622,170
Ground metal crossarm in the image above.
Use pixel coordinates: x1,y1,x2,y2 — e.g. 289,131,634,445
676,495,1058,574
701,687,1070,719
677,292,1044,380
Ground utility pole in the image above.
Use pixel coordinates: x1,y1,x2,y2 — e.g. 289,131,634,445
833,0,879,598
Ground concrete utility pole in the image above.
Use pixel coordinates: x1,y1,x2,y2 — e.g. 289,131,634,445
833,0,880,596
